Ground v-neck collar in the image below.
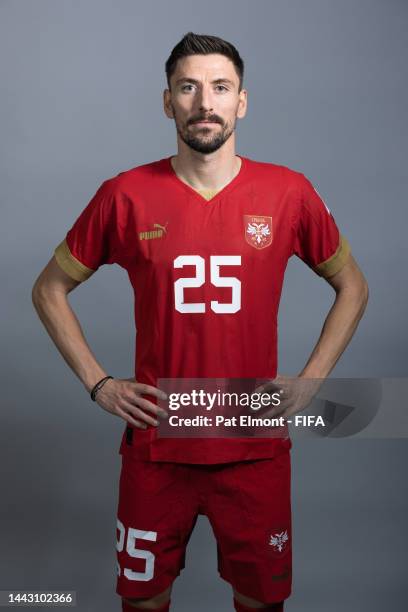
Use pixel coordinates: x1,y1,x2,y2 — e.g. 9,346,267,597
165,154,247,204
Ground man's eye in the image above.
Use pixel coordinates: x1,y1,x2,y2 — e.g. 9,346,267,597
181,84,195,92
215,85,228,91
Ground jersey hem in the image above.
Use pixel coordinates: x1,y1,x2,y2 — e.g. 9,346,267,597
119,428,292,464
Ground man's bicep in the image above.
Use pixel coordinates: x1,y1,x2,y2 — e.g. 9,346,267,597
323,253,368,293
33,255,84,296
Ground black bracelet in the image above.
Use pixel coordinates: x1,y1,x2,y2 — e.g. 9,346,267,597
90,376,114,401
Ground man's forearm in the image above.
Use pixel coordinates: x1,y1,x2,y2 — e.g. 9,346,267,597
32,287,108,392
299,284,369,379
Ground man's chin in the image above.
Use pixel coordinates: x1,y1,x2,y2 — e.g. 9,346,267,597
177,125,233,154
187,142,223,154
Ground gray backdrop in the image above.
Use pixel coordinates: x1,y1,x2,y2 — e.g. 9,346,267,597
1,0,407,611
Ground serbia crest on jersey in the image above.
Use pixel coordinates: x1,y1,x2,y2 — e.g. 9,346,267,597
54,156,350,463
244,215,273,249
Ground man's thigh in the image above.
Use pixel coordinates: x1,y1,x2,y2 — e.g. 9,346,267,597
116,455,199,600
207,451,292,604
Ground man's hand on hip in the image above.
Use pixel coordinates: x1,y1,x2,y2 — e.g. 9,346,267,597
95,377,168,429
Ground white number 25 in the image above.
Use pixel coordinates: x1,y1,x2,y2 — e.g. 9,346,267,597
116,519,157,581
174,255,241,314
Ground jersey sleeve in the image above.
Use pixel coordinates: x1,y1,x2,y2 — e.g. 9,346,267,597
292,174,351,278
54,180,120,282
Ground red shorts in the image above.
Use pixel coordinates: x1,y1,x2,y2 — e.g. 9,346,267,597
116,450,292,603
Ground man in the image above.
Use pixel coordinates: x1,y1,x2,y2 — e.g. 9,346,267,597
32,32,368,612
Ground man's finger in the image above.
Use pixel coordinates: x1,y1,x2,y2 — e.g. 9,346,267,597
133,395,168,419
262,398,292,418
133,382,168,400
116,407,147,430
120,402,160,427
132,406,160,427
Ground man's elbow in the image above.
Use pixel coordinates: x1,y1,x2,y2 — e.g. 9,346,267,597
31,279,48,311
361,278,369,305
357,278,369,316
31,277,42,304
346,274,369,315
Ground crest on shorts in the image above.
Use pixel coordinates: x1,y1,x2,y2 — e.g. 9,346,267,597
244,215,273,249
269,529,289,554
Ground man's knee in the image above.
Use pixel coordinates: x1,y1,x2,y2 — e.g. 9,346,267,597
233,589,284,611
233,599,284,612
122,596,170,611
122,584,172,610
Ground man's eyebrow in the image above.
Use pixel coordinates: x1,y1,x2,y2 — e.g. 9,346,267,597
175,77,235,86
213,78,235,86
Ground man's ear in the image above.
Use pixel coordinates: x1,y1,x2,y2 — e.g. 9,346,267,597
237,89,248,119
163,89,174,119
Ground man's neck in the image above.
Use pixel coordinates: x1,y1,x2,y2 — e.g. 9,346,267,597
170,144,241,191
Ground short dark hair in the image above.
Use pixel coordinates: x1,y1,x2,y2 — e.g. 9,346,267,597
165,32,244,91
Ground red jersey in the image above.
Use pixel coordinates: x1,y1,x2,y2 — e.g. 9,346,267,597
54,155,350,463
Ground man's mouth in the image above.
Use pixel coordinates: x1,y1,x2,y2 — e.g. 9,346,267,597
192,120,219,126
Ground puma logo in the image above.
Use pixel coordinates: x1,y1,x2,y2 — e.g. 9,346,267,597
153,222,168,234
271,568,290,581
139,222,168,241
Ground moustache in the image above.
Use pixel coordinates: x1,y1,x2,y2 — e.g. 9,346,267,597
189,117,223,126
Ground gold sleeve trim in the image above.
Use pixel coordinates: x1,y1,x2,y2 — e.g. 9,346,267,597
314,235,351,278
54,238,96,282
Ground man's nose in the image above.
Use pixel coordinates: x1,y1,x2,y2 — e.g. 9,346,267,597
196,87,213,112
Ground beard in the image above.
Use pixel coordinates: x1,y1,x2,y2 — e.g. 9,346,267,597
173,108,237,154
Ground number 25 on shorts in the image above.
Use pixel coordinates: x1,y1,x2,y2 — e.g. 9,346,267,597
116,518,157,581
